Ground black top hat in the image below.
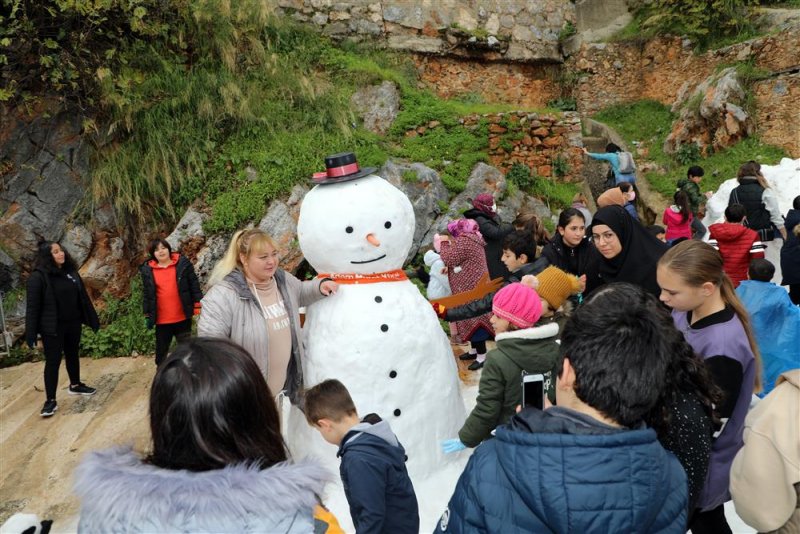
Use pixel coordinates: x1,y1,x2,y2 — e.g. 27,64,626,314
312,152,376,185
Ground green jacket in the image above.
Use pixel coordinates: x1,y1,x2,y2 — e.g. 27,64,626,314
458,321,560,447
677,178,704,215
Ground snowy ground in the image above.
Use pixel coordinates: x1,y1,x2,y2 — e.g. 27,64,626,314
703,157,800,285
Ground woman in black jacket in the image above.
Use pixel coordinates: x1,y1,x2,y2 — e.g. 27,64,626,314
540,208,601,299
463,193,514,279
26,241,99,417
139,239,203,365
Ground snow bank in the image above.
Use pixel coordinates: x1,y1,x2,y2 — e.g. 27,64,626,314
702,158,800,284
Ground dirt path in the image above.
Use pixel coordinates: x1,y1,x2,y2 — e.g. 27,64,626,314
0,344,479,532
0,357,154,530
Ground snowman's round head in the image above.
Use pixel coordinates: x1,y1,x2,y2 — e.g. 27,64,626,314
298,174,415,274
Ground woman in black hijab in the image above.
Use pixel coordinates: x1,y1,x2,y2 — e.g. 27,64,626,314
590,205,668,297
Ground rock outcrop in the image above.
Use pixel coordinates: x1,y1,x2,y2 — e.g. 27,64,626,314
664,67,754,156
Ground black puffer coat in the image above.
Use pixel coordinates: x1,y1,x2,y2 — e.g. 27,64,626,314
139,253,203,323
540,234,602,296
25,267,99,346
781,209,800,286
463,208,514,279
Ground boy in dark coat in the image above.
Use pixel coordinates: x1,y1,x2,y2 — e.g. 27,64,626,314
677,165,712,239
437,283,688,533
304,379,419,534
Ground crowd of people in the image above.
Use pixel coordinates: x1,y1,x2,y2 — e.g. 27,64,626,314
17,158,800,533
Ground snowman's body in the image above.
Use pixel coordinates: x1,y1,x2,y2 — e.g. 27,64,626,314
286,174,467,526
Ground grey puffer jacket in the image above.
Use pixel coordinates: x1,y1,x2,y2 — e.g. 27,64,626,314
198,269,326,403
74,446,330,533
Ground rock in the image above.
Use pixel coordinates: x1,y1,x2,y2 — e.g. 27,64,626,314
0,248,17,293
258,184,309,272
664,67,753,155
79,235,127,296
61,225,93,267
166,206,208,250
350,81,401,135
379,160,450,260
0,105,90,270
193,234,229,288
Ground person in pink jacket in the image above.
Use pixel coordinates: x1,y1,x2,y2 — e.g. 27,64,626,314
663,190,693,242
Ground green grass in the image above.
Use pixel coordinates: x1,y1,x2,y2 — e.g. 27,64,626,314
593,100,675,168
592,100,788,199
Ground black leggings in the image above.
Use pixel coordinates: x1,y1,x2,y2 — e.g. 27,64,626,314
688,504,731,534
154,319,191,366
42,323,82,400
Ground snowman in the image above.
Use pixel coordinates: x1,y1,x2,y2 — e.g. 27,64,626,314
286,152,467,526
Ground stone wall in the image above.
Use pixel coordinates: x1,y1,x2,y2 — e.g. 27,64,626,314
278,0,575,62
569,27,800,115
754,73,800,157
413,55,561,108
405,111,584,179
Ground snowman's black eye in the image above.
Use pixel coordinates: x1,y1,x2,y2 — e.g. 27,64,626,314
384,221,392,229
345,226,353,234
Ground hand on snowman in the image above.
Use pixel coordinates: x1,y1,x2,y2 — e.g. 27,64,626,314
319,280,339,296
441,438,466,454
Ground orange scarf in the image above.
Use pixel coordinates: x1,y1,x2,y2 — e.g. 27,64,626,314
316,269,408,284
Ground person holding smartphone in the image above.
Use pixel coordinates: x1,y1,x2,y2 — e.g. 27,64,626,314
441,280,561,453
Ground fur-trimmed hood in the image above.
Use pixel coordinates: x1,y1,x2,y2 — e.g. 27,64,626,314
493,321,560,371
74,446,331,533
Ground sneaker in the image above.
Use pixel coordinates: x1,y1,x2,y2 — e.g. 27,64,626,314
41,399,57,417
468,360,484,371
68,382,96,396
458,352,477,361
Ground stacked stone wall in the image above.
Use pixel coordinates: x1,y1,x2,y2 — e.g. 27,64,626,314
405,111,584,180
277,0,575,62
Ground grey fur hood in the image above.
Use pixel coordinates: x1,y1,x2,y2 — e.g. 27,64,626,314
74,446,331,533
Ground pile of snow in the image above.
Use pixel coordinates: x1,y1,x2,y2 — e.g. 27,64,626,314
702,157,800,284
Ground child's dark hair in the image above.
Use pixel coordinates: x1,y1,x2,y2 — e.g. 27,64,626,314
748,258,775,282
502,230,537,261
793,195,800,211
687,166,704,178
619,182,633,193
725,204,747,223
647,225,665,238
148,238,173,260
605,143,621,153
557,207,585,230
34,241,77,273
303,379,357,425
147,338,288,472
588,284,721,439
673,190,691,223
557,283,671,427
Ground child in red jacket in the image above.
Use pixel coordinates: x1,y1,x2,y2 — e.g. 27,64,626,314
708,204,766,287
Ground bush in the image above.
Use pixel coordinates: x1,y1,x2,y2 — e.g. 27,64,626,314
506,163,535,192
640,0,760,49
80,277,155,358
676,143,701,165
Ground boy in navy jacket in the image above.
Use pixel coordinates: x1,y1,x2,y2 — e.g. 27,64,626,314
304,379,419,534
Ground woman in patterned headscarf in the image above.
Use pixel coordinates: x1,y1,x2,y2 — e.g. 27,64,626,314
437,219,495,370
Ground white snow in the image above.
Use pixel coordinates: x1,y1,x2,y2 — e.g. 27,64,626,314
703,157,800,284
288,174,468,531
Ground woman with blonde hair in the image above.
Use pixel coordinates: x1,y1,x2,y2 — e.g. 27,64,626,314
199,229,337,402
657,240,761,533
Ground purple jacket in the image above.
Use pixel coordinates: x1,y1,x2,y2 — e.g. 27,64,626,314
673,309,756,511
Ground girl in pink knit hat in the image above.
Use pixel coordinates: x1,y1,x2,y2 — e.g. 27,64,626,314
441,282,561,452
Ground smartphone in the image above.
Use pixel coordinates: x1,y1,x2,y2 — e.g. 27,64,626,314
522,373,545,410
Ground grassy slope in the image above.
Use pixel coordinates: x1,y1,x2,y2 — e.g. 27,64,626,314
592,100,787,199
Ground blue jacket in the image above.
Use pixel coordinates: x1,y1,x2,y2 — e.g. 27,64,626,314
338,415,419,534
437,407,687,534
736,280,800,396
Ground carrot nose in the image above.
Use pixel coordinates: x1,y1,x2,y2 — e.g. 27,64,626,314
366,233,381,247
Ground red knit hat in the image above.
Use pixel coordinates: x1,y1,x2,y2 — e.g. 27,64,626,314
492,283,543,329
